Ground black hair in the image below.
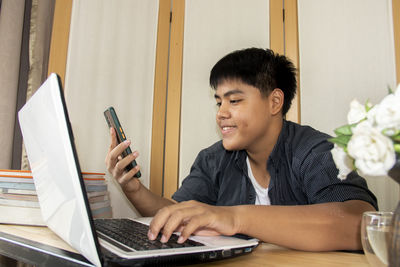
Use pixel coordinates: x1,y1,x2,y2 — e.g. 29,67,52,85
209,48,297,115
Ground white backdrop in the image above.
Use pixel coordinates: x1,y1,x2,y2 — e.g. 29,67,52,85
65,0,159,218
298,0,398,211
63,0,398,215
179,0,270,184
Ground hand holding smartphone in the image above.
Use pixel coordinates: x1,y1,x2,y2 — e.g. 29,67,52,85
104,107,141,178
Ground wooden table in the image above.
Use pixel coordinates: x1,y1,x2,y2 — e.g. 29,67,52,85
0,224,370,266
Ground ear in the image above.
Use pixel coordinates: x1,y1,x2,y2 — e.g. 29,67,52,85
269,88,284,116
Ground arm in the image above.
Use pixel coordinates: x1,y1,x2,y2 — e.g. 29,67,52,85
105,128,174,216
121,180,175,217
235,200,374,251
148,199,375,251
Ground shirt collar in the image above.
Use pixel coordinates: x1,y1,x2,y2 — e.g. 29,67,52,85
234,150,248,173
234,119,287,169
268,119,287,167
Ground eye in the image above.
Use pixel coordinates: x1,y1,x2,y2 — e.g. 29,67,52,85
230,99,242,105
216,102,221,107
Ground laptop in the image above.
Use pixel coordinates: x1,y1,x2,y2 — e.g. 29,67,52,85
18,73,259,266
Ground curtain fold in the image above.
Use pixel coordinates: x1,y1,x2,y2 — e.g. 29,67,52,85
0,0,26,169
11,0,31,169
20,0,54,170
0,0,54,171
27,0,54,100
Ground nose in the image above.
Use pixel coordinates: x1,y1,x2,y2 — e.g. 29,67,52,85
216,101,230,120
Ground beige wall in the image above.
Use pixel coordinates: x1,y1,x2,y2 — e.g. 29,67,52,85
62,0,398,215
298,0,398,211
65,0,159,218
179,0,270,184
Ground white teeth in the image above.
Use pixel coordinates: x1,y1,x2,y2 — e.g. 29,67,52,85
222,126,232,131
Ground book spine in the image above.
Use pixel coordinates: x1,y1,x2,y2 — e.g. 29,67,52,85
85,184,107,192
0,205,45,226
0,188,37,195
91,206,112,216
0,177,34,183
0,198,40,208
0,182,35,190
0,193,38,201
89,200,111,210
88,194,109,203
87,191,108,198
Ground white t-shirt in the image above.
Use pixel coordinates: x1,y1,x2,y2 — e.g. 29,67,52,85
246,157,271,205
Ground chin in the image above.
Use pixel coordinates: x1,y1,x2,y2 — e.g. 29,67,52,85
222,140,243,151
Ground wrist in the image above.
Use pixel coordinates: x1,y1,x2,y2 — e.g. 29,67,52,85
122,178,142,195
230,205,245,234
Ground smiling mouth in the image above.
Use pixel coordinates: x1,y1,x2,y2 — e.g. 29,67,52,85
221,126,236,135
222,126,234,131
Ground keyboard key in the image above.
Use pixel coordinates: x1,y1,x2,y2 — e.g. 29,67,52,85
94,219,204,251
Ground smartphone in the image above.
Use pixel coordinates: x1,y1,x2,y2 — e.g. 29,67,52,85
104,107,141,178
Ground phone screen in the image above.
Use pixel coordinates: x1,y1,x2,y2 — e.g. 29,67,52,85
104,107,141,178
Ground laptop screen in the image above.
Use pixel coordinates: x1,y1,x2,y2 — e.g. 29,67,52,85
18,73,102,266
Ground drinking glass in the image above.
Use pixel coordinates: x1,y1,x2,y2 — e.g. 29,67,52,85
361,211,393,267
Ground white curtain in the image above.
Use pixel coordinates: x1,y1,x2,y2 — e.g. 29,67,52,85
298,0,398,211
65,0,159,218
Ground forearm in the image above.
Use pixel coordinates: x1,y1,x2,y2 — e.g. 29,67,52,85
123,183,175,217
233,200,375,251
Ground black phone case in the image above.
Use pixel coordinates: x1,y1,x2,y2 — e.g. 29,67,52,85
104,107,141,178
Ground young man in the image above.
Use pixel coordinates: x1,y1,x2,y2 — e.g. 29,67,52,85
105,48,377,251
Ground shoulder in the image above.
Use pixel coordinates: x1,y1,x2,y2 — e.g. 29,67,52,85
277,121,334,171
193,140,244,174
197,140,233,159
201,140,225,153
283,120,333,155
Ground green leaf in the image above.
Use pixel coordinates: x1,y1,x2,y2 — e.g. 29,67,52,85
334,124,354,136
365,100,373,112
390,131,400,142
328,135,352,148
388,85,394,95
394,144,400,154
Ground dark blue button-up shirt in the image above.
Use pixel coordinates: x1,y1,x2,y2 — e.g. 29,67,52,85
172,120,378,210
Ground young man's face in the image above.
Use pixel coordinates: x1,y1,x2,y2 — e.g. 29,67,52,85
214,79,276,152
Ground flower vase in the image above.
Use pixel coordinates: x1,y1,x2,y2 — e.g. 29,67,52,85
388,159,400,267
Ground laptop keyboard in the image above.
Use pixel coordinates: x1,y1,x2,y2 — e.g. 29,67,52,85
94,218,205,252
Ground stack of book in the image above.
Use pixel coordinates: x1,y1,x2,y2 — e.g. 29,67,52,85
0,169,112,226
82,172,112,219
0,169,43,225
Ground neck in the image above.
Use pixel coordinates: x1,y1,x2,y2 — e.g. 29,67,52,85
247,118,283,167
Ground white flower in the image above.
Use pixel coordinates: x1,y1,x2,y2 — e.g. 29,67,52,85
395,83,400,97
347,121,396,176
331,145,353,180
347,99,368,124
367,93,400,136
